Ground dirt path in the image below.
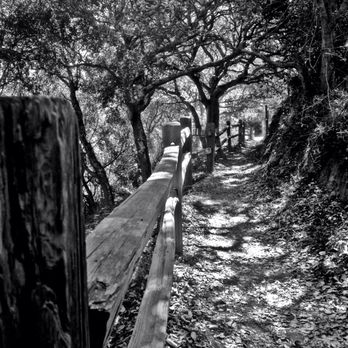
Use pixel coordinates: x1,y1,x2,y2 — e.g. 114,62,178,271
166,145,348,348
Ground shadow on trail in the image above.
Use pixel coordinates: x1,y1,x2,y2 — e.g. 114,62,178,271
170,144,315,348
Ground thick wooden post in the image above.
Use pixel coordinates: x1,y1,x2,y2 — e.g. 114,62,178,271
162,122,183,255
238,119,243,146
180,116,192,189
206,122,215,173
226,121,232,152
0,97,89,348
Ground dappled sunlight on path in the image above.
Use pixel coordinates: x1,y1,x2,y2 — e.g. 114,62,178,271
166,144,348,348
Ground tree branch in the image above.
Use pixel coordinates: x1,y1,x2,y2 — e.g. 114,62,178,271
240,49,295,69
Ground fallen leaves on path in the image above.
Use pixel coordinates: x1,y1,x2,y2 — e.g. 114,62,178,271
165,146,348,348
108,143,348,348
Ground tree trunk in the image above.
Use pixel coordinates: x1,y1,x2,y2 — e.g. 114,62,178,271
127,103,152,182
317,0,335,93
206,97,225,161
182,100,206,147
205,122,215,173
81,153,98,214
0,97,89,348
206,96,220,127
69,85,114,207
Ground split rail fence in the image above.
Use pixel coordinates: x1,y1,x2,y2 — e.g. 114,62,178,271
0,97,246,348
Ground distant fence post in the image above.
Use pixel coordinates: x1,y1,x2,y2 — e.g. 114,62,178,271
0,97,89,348
249,125,254,140
238,120,246,147
162,122,183,255
180,116,193,190
226,121,232,152
242,121,246,145
206,122,215,173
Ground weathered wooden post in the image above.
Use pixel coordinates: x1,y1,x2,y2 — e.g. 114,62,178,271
242,121,246,145
238,120,247,146
226,120,232,152
162,122,183,255
0,97,89,348
180,116,193,190
238,119,243,146
206,122,215,173
249,125,254,140
265,104,269,137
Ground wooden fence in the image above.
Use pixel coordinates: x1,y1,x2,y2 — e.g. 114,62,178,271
192,120,246,161
0,97,90,348
87,117,192,348
0,97,245,348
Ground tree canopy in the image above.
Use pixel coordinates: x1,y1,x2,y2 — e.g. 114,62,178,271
1,0,347,208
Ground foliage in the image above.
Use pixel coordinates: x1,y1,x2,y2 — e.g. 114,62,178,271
142,93,183,166
222,81,286,127
1,0,347,208
264,84,348,203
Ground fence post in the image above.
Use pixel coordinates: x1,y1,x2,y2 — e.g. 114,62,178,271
249,125,254,140
238,120,246,147
180,116,192,189
238,119,243,146
226,120,232,152
162,122,183,255
206,122,215,173
242,121,246,145
0,97,89,348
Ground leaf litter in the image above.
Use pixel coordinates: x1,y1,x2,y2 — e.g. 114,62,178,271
166,144,348,348
108,141,348,348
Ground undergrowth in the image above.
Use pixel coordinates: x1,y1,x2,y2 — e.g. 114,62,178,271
264,90,348,199
258,164,348,287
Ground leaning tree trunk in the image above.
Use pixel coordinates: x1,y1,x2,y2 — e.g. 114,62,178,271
127,103,152,182
182,100,207,148
69,85,114,207
317,0,335,94
81,152,98,214
0,97,89,348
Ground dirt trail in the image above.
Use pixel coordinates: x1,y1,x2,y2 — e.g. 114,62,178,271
166,143,347,348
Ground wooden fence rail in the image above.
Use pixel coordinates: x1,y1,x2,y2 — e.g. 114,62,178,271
87,119,192,347
0,97,244,348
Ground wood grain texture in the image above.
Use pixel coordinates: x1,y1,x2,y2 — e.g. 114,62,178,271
0,97,89,348
127,196,177,348
87,146,179,347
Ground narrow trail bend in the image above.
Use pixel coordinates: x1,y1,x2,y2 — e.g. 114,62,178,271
166,143,348,348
